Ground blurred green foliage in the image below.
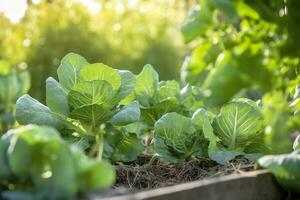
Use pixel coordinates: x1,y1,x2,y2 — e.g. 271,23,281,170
181,0,300,153
0,0,188,100
0,60,30,133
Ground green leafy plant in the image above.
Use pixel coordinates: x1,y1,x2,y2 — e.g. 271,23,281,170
15,53,142,160
258,149,300,193
153,112,208,163
123,64,204,127
193,98,268,164
181,0,300,153
0,125,115,200
0,60,30,133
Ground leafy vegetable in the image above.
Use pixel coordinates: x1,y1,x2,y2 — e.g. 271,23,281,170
122,64,204,127
193,98,267,164
213,98,263,151
104,127,145,163
181,1,300,153
0,125,115,200
16,53,141,160
258,150,300,193
153,112,208,163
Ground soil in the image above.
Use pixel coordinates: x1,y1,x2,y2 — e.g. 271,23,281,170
114,156,255,191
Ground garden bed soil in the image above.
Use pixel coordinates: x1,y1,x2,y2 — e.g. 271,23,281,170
84,157,300,200
115,156,254,190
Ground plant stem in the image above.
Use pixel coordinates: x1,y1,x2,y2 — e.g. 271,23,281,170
96,130,104,160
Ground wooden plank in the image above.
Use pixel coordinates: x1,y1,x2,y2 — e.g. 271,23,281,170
91,170,283,200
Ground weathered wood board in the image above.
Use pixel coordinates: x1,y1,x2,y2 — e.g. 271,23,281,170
91,170,283,200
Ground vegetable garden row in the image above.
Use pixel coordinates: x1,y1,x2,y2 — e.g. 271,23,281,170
0,53,299,199
1,0,300,199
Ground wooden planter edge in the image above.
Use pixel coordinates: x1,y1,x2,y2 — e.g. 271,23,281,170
91,170,283,200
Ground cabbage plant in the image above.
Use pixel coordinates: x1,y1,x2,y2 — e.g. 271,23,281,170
193,98,268,164
122,64,204,127
16,53,142,160
153,112,208,163
0,125,115,200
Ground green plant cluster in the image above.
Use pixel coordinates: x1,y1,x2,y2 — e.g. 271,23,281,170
180,0,300,153
0,53,273,199
0,125,115,200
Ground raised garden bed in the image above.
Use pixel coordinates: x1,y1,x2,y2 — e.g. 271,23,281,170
88,170,283,200
84,158,299,200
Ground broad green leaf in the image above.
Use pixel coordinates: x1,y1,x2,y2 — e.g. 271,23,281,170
109,101,140,126
123,122,149,136
192,108,215,142
208,147,245,165
179,85,204,113
141,97,180,126
192,108,238,165
212,98,263,150
153,80,180,103
78,160,115,192
154,113,207,163
258,151,300,192
79,63,121,91
117,70,136,100
16,95,66,130
68,80,113,109
135,64,159,107
104,130,144,162
69,104,112,127
153,137,185,164
7,126,61,178
46,77,69,116
57,53,89,92
30,141,77,199
7,126,78,199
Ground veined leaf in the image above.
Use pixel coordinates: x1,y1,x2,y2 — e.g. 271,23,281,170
141,97,180,126
16,95,67,130
57,53,89,92
69,104,112,126
79,63,121,91
154,113,207,163
46,77,69,116
109,101,140,126
153,80,180,103
135,64,159,107
117,70,136,100
68,80,113,109
213,98,263,150
104,129,144,162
